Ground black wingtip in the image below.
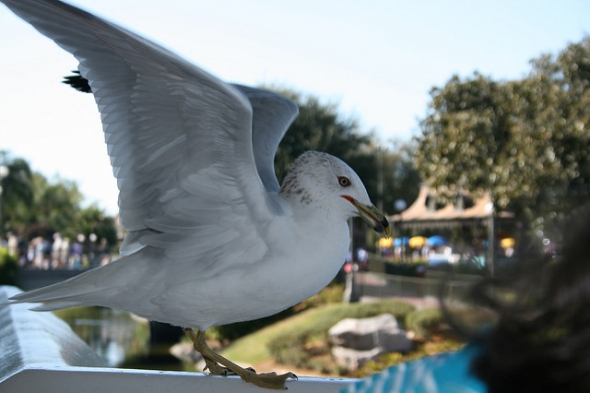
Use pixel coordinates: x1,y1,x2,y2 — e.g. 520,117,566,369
62,70,92,93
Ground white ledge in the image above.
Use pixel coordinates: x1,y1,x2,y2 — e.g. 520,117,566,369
0,286,354,392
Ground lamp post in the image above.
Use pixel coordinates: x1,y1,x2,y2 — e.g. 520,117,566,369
485,202,495,277
343,217,360,303
0,165,9,242
394,199,407,262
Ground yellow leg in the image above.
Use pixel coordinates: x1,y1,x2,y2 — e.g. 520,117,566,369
183,328,297,390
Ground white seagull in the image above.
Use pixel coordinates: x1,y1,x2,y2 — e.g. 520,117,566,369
1,0,390,389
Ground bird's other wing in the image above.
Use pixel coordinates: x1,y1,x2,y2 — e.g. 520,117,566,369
231,85,299,193
58,75,300,193
1,0,283,259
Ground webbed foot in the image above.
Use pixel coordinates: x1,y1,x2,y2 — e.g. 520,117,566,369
184,328,297,390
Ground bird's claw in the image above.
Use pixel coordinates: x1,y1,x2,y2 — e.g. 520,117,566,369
185,328,297,389
242,370,298,390
203,357,230,376
204,358,296,389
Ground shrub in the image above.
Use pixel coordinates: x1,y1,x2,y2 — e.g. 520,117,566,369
267,300,416,370
0,248,18,286
208,307,295,341
405,308,444,338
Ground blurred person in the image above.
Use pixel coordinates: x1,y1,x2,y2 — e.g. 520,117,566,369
6,232,18,256
52,233,63,268
69,238,83,269
347,205,590,393
32,237,44,269
356,247,368,270
59,237,70,267
465,205,590,393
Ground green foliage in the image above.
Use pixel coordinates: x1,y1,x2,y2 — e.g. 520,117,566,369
0,152,34,235
221,299,465,377
78,205,118,246
384,261,429,277
29,173,83,238
382,141,423,213
208,307,297,342
405,308,444,338
415,37,590,233
266,300,415,371
0,153,118,247
0,248,18,286
293,283,345,312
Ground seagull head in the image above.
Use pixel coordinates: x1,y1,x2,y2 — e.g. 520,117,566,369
280,151,390,237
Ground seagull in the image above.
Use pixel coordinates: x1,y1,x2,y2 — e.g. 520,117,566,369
1,0,390,389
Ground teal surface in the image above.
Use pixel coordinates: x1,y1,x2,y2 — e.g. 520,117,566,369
340,345,486,393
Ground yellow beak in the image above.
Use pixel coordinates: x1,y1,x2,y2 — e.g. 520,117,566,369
342,196,391,238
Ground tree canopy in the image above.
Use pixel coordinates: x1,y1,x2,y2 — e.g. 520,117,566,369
0,152,118,246
415,37,590,228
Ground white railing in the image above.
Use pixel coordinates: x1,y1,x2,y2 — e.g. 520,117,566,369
0,286,354,393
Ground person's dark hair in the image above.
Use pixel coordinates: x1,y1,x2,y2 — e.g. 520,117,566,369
452,206,590,393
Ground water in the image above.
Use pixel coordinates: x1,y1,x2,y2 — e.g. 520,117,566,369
54,306,185,370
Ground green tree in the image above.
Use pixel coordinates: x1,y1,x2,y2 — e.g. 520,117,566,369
0,153,88,239
415,37,590,233
382,141,422,213
78,204,118,247
0,152,34,236
26,173,83,238
2,157,119,247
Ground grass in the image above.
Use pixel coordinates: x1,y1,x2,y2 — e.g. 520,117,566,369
221,303,346,364
406,308,444,338
221,300,416,367
219,301,487,377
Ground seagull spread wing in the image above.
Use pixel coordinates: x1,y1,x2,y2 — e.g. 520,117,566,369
231,84,298,193
2,0,298,262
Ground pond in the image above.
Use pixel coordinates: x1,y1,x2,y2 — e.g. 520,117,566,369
53,306,188,371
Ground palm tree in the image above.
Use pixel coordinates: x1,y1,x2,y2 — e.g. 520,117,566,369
0,152,34,237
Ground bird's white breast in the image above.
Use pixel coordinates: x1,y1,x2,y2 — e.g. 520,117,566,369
153,211,351,329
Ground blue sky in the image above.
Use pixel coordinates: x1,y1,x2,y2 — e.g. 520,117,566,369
1,0,588,215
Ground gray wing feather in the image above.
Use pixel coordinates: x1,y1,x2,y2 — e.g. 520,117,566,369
232,85,299,193
0,0,297,258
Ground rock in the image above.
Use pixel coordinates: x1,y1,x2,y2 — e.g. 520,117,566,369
328,313,412,352
169,341,202,363
331,346,383,370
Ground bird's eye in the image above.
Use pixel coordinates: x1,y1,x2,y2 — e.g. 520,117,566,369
338,176,351,187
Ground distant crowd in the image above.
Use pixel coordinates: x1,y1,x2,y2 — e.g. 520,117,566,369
3,232,113,270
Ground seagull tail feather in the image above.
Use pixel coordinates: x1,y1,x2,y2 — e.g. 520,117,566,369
7,273,100,311
6,260,128,311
